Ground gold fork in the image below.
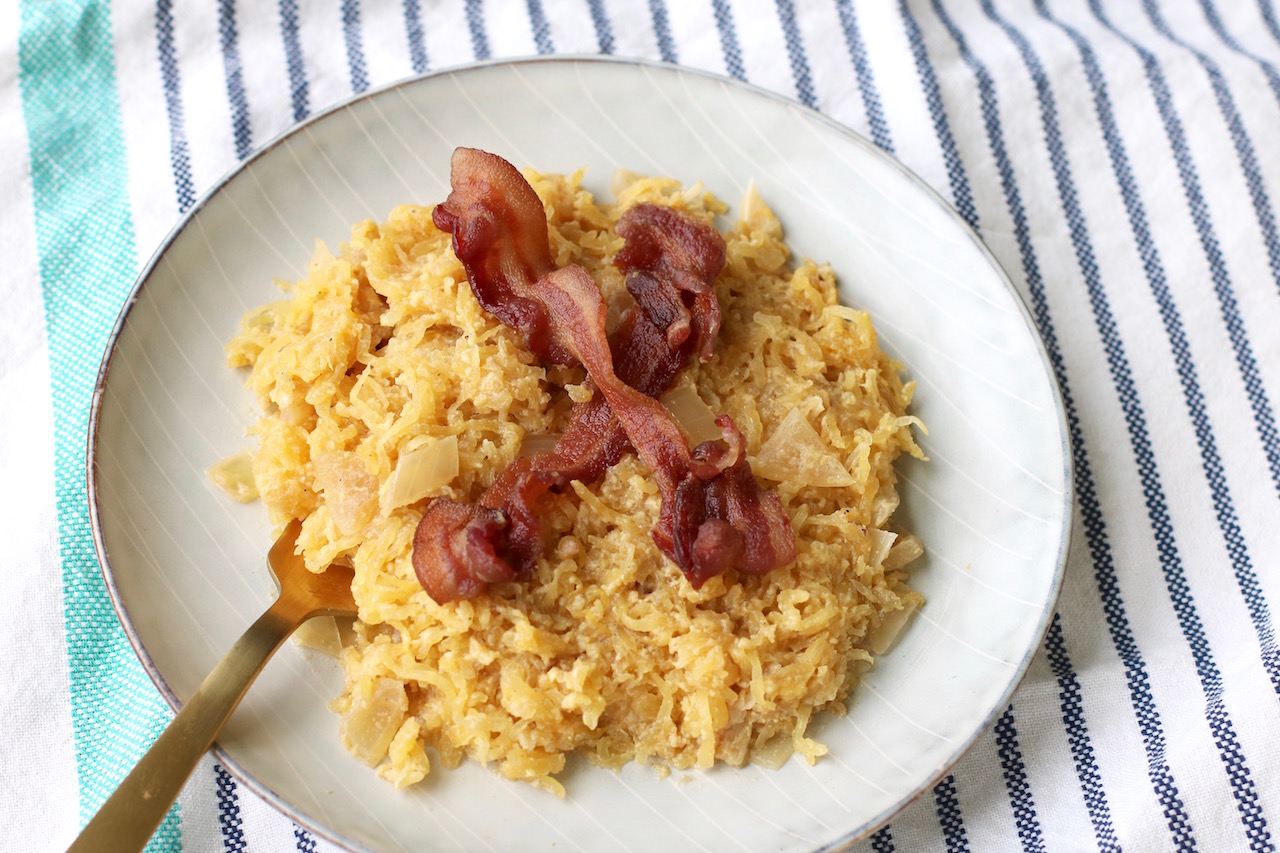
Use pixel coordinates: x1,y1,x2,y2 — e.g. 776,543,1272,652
69,520,356,853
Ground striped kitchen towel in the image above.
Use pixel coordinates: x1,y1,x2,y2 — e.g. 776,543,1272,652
3,0,1279,850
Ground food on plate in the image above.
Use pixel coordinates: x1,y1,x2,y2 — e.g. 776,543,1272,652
221,148,925,795
415,149,794,602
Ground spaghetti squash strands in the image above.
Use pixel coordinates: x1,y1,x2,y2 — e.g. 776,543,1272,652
224,169,925,794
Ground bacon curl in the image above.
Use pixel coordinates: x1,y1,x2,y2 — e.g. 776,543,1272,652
430,148,571,365
615,203,724,361
413,148,794,603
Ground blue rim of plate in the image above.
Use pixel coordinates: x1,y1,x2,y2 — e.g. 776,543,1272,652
87,54,1073,852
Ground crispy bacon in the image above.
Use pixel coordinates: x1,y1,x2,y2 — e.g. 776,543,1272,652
412,500,514,603
413,149,794,603
615,203,724,361
432,147,572,365
535,270,796,585
680,418,796,581
413,294,686,603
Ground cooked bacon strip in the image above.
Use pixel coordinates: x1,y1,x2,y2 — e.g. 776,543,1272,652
480,395,628,574
432,147,573,365
532,268,795,588
412,500,515,603
414,150,794,602
679,418,796,583
615,203,723,361
533,267,700,490
412,314,681,603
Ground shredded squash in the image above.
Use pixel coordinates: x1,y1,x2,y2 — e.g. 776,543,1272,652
223,169,925,795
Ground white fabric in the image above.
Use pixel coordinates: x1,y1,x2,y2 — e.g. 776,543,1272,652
5,0,1280,850
0,1,78,848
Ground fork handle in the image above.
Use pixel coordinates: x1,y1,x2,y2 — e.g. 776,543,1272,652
68,598,307,853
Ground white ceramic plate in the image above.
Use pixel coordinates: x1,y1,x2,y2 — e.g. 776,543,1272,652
90,57,1070,852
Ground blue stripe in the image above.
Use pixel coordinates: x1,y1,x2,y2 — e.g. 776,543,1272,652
403,0,428,73
835,0,894,153
1044,615,1120,851
774,0,817,109
710,0,746,80
465,0,490,60
526,0,554,54
1066,0,1280,697
341,0,369,94
994,707,1046,853
898,0,978,231
279,0,310,122
1144,1,1280,311
1078,9,1279,845
217,0,252,160
214,765,248,852
990,2,1273,849
934,0,1190,841
1122,4,1280,500
924,7,1119,844
870,827,895,853
294,825,317,852
1199,0,1280,110
649,0,677,63
1260,0,1280,46
587,0,615,54
933,775,970,853
155,0,196,213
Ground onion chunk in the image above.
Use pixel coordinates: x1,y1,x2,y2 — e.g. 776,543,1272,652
867,600,918,656
659,383,723,447
753,409,856,488
206,449,258,503
314,451,379,535
340,677,408,766
385,435,459,510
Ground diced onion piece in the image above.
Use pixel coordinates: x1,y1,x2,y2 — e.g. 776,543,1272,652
519,432,562,459
883,533,924,572
739,181,783,240
872,484,899,527
868,599,919,656
206,450,258,503
293,614,342,657
384,435,459,510
610,168,645,197
340,677,407,766
752,409,856,488
314,451,379,535
659,384,723,447
749,732,794,771
379,718,429,788
869,528,897,570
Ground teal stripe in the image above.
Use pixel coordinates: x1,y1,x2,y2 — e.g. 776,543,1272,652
17,1,181,848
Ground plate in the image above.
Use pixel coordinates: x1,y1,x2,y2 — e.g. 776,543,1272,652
90,57,1070,852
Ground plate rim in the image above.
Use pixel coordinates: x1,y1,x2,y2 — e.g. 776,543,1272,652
87,53,1074,853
